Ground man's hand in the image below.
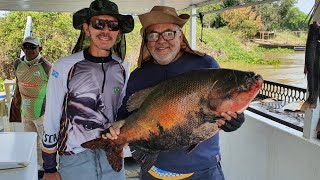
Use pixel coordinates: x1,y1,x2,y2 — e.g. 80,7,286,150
43,172,61,180
101,120,128,148
216,111,245,132
102,120,125,140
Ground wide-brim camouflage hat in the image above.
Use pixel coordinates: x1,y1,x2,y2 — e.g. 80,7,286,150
73,0,134,33
138,6,190,33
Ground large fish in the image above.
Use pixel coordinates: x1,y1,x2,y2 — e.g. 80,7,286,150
82,68,263,172
302,21,320,110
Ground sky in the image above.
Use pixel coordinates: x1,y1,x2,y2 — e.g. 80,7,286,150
295,0,315,14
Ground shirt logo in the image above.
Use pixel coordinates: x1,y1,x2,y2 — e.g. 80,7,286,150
33,71,40,77
51,70,59,78
22,99,31,108
113,87,121,94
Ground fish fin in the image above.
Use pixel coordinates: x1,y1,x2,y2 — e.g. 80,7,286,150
81,138,110,149
186,144,199,153
301,102,311,111
131,146,159,171
301,97,318,111
81,138,124,172
127,86,157,112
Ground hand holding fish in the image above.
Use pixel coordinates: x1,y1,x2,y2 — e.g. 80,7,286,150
218,112,245,132
102,120,125,140
215,111,237,126
102,120,129,148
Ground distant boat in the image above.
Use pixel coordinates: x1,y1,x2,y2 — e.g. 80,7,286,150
293,46,306,51
251,39,305,51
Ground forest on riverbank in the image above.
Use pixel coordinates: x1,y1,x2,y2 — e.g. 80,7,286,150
0,0,309,91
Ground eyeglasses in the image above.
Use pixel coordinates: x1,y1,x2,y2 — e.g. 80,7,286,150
145,30,181,42
22,45,39,50
90,19,120,31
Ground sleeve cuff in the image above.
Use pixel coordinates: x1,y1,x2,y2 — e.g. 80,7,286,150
44,167,57,173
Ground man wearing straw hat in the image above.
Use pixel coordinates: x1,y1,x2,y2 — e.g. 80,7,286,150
41,0,133,179
107,5,245,180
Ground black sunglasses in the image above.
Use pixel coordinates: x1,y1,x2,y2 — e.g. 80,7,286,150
90,19,120,31
22,45,39,50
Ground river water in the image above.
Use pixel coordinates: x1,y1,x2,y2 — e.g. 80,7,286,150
219,51,307,89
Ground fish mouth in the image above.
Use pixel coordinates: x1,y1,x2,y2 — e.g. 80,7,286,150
222,73,263,101
252,74,264,88
214,73,263,114
249,74,263,87
237,73,263,92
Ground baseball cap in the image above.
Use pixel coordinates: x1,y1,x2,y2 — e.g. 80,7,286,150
22,36,41,47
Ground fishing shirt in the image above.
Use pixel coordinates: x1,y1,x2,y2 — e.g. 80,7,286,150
42,49,127,172
10,56,51,122
117,52,221,178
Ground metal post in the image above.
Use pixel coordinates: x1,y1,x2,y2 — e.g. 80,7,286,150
189,6,196,50
303,106,319,139
20,16,32,58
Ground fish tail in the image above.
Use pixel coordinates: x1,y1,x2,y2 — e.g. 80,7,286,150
301,98,317,111
131,146,159,171
301,101,310,111
81,138,124,172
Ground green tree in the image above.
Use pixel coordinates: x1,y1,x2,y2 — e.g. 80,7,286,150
0,11,78,79
0,12,142,79
282,7,308,30
254,0,297,30
254,3,280,30
221,6,262,37
223,0,241,7
196,3,224,28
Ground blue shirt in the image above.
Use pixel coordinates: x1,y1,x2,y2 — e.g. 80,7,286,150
117,52,221,174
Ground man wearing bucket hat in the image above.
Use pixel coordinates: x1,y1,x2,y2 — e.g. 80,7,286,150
106,6,245,180
10,34,51,179
41,0,134,179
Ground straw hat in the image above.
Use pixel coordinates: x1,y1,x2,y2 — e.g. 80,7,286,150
137,6,204,68
138,6,190,33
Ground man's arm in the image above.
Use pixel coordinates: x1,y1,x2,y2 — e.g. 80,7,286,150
116,72,137,121
42,61,66,174
9,59,21,122
41,58,52,76
39,58,52,117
